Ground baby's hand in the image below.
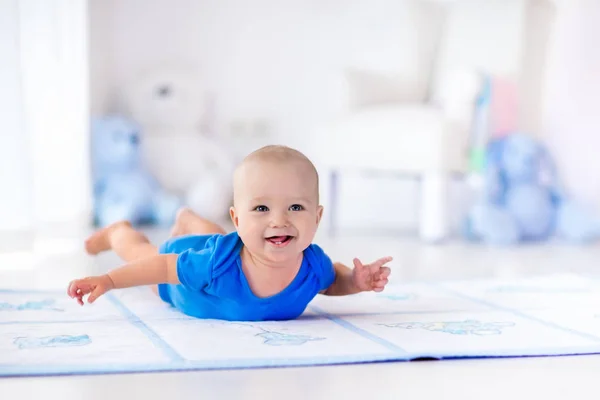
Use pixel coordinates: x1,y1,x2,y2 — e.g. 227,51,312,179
352,256,392,292
67,275,115,305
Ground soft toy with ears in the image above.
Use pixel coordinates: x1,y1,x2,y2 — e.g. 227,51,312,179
91,116,182,227
464,133,600,244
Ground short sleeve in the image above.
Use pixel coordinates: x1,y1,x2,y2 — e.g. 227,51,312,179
176,248,214,291
306,244,336,291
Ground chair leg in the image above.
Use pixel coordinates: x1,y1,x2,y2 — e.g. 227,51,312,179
419,171,450,243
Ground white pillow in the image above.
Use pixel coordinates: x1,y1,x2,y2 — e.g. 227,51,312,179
345,68,427,109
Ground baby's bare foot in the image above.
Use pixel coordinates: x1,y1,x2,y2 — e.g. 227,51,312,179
85,221,131,255
170,207,195,237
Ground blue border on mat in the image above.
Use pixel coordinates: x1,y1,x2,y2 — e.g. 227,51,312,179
309,305,407,354
4,280,600,377
1,345,600,378
105,294,185,362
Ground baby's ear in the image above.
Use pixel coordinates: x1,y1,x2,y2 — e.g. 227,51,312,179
229,207,239,228
316,205,324,224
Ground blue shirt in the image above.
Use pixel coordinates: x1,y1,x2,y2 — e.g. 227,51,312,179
157,231,336,321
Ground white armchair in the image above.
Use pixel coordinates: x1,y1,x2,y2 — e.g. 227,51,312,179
315,0,555,242
320,70,479,242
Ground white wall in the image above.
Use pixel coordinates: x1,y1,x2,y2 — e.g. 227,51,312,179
89,0,541,234
90,0,441,150
435,0,526,77
88,0,442,233
0,0,34,232
543,0,600,210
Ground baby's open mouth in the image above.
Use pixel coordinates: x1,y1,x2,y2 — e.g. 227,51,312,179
265,235,293,246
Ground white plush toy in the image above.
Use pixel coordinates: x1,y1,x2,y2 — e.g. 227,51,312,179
124,66,235,223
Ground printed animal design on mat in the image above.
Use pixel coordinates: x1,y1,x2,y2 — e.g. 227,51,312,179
227,322,326,346
377,293,417,301
255,330,325,346
379,320,515,336
0,299,64,312
488,286,589,294
13,334,91,349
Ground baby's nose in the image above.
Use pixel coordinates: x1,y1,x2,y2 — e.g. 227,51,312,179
270,212,289,227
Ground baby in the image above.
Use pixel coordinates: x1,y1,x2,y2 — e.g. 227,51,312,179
67,145,392,321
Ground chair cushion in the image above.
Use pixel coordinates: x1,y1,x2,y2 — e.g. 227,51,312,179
320,105,467,173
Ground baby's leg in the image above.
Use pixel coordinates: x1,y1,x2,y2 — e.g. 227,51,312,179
85,221,158,261
170,207,226,237
85,221,160,295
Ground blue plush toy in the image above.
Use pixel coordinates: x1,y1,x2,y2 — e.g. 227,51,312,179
464,133,600,245
91,116,182,227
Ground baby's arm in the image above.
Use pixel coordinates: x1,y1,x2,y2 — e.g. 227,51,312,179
322,262,361,296
322,257,392,296
107,254,180,289
67,254,179,305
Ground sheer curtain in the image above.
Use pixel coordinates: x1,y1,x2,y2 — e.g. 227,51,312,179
0,0,92,249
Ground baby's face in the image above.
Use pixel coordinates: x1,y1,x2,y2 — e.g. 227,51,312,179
230,160,322,264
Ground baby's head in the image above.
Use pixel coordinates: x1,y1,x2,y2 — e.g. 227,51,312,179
229,145,323,263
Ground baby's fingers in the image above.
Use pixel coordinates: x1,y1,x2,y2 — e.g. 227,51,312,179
367,256,393,274
87,286,107,304
377,267,391,279
68,279,93,298
353,258,365,270
67,280,81,298
374,256,393,267
373,277,389,288
372,267,391,291
372,279,389,293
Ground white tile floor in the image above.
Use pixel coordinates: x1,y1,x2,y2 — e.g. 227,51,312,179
2,228,600,399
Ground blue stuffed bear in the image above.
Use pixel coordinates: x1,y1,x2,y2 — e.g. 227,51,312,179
91,115,182,227
464,133,600,245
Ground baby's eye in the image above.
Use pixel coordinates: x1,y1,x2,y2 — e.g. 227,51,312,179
253,205,269,212
289,204,304,211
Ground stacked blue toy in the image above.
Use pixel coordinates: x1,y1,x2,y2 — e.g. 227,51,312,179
463,133,600,245
91,116,181,227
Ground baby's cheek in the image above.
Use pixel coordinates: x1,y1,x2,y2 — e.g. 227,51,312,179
237,229,258,247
